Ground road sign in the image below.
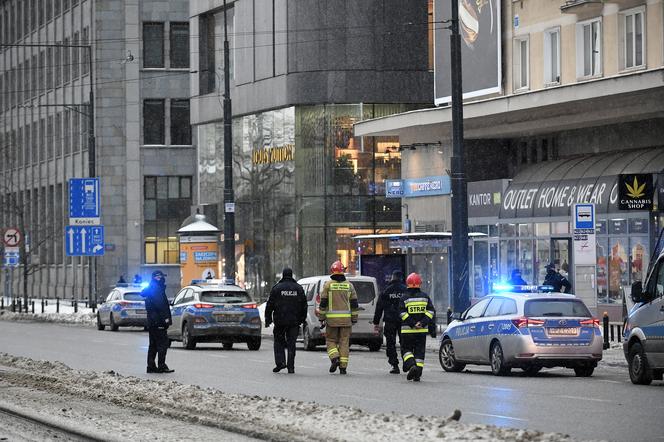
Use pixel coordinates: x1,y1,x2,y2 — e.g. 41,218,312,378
574,204,595,230
69,178,101,225
3,228,22,247
3,247,19,267
65,225,105,256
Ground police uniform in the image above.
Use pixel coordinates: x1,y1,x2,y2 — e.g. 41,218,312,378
399,284,435,381
318,272,359,373
373,273,406,372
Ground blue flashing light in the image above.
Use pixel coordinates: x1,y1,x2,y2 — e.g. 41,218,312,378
492,282,514,292
538,285,555,293
140,282,149,289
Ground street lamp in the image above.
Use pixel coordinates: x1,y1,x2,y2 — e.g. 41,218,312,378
222,0,236,284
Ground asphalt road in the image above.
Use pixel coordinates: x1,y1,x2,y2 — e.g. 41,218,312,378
1,321,662,442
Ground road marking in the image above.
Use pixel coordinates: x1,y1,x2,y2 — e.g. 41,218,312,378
596,379,621,384
466,411,527,422
556,395,617,404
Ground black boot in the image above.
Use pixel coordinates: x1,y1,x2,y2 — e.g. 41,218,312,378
158,364,174,373
407,365,417,380
273,364,287,373
339,367,347,375
329,358,340,373
389,365,400,374
147,366,159,373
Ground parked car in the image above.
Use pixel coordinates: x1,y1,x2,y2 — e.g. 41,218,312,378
298,275,383,352
623,251,664,385
439,285,602,377
167,280,261,350
97,284,147,331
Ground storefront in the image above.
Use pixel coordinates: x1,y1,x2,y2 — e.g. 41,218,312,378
467,148,664,311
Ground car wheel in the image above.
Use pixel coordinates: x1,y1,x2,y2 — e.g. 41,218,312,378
628,342,653,385
222,342,233,350
96,314,105,331
439,338,465,372
109,314,119,331
573,366,594,377
490,341,511,376
522,365,542,376
247,337,261,351
368,339,382,352
182,322,197,350
303,325,316,351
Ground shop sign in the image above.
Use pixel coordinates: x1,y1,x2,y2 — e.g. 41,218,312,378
572,204,597,266
194,251,218,263
403,176,451,198
251,144,295,165
618,174,653,210
385,180,404,198
468,180,508,218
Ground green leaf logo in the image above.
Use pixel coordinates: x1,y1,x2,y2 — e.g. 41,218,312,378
625,177,646,199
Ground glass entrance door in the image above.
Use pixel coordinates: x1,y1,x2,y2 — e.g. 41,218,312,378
551,238,572,287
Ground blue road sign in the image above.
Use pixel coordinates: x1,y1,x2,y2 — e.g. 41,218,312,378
65,225,105,256
574,204,595,230
3,250,19,267
69,178,100,223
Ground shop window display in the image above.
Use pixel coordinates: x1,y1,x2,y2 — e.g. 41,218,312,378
609,237,628,300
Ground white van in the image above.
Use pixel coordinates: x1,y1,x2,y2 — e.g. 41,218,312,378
298,275,383,351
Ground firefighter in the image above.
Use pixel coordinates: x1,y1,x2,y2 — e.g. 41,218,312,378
399,272,435,382
318,260,359,375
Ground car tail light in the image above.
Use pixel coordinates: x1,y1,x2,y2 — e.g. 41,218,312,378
580,318,600,327
193,303,214,309
242,303,257,309
315,293,321,305
512,317,544,328
118,301,131,306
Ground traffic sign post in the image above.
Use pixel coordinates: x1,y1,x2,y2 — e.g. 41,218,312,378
69,178,101,225
3,228,22,247
3,247,19,267
65,226,105,256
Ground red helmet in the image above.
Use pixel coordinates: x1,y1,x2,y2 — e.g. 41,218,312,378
406,272,422,288
330,260,345,275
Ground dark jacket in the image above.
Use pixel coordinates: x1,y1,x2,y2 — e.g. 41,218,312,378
399,288,436,334
373,280,407,325
265,276,308,327
141,279,172,328
544,270,572,293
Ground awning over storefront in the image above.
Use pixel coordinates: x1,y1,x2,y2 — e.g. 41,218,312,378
353,232,486,249
499,147,664,219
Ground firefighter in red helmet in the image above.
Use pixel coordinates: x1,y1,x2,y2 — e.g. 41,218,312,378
317,260,359,374
399,272,436,381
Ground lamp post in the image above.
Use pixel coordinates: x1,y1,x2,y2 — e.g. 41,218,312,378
222,0,236,284
449,0,470,313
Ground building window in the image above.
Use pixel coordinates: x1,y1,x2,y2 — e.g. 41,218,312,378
169,22,189,68
143,176,192,264
143,22,164,68
543,28,560,85
199,13,216,94
513,36,529,91
576,18,601,78
143,99,165,145
427,0,434,71
620,7,645,70
170,99,191,145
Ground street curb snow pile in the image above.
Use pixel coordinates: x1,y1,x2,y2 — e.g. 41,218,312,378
0,353,581,442
0,310,95,325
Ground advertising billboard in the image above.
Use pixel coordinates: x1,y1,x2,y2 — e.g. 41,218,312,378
434,0,502,105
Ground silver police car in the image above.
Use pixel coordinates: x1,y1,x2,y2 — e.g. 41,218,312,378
439,285,603,377
97,284,148,331
167,280,262,350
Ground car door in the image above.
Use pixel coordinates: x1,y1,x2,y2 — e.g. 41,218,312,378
99,291,114,324
475,297,504,363
107,291,120,322
452,297,491,362
350,278,377,335
643,260,664,367
168,289,189,338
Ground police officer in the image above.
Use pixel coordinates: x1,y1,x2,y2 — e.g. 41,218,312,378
318,260,359,375
399,273,435,382
373,270,406,374
543,263,572,293
141,270,174,373
265,268,308,374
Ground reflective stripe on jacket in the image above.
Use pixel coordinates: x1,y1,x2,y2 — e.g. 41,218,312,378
318,279,359,327
399,289,435,334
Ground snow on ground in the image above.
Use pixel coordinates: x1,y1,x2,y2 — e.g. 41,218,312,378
0,353,582,442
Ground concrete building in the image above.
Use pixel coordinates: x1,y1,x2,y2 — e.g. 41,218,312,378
355,0,664,317
189,0,434,298
0,0,195,300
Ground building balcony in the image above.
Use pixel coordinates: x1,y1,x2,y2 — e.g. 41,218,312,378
560,0,605,14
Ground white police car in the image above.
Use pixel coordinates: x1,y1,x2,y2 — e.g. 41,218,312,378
439,285,603,377
97,283,148,331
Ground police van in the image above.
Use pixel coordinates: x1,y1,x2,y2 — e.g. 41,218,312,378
624,251,664,385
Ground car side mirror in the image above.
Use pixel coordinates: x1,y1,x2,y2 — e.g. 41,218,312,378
630,281,644,303
451,312,463,321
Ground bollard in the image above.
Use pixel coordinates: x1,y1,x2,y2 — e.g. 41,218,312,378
31,301,34,314
41,299,45,313
447,307,452,324
92,302,96,313
85,300,89,308
74,301,78,313
610,324,615,342
617,325,622,343
1,298,3,310
45,299,48,306
602,312,610,350
56,297,60,313
11,300,15,312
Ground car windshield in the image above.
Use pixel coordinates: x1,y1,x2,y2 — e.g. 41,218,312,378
123,293,143,301
525,299,591,318
351,281,375,304
200,291,251,304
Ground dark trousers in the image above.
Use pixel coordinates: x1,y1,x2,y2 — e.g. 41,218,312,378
147,327,169,368
401,333,427,372
384,322,401,367
273,324,300,369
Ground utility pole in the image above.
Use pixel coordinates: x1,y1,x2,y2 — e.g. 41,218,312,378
222,0,236,284
449,0,470,313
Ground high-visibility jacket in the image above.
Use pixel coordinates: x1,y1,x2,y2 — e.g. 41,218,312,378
318,276,359,327
399,288,435,334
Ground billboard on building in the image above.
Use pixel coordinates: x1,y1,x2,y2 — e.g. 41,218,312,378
433,0,502,105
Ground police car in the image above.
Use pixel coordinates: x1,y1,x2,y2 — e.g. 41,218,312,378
439,285,603,377
97,283,148,331
167,280,262,350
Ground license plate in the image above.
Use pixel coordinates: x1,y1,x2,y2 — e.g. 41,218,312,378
214,313,243,323
547,327,580,336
